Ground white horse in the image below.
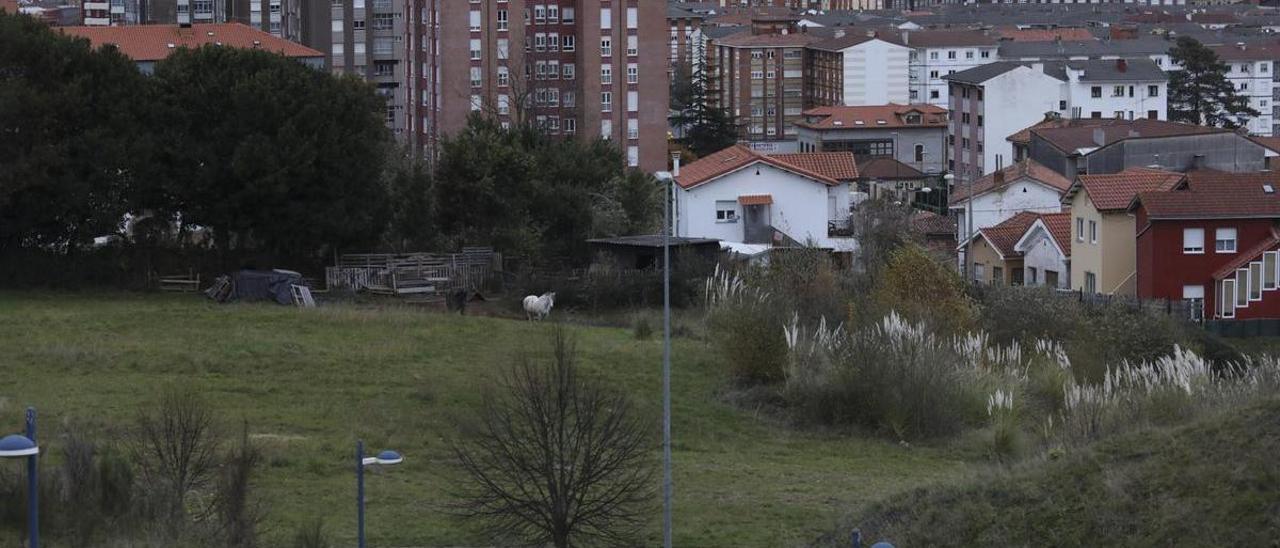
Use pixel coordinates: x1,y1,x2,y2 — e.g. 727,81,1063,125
522,292,556,321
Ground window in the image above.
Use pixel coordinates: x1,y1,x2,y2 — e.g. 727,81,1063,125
1183,285,1205,321
562,91,575,107
497,39,509,59
1085,272,1097,294
1183,228,1205,254
1112,85,1125,97
992,266,1004,285
563,35,575,51
562,7,574,23
627,146,639,167
930,90,939,99
563,63,575,79
470,67,482,88
497,9,508,30
470,94,482,111
627,64,638,84
470,39,481,60
601,65,612,84
1091,86,1102,98
929,51,938,60
947,50,956,59
716,201,738,222
469,10,480,31
497,66,509,86
547,5,558,23
1266,251,1278,290
1216,228,1237,253
1059,100,1068,110
1237,268,1249,307
627,35,638,56
1148,110,1158,120
352,19,365,30
1221,279,1236,318
1076,217,1084,242
1028,267,1038,285
980,50,990,59
1251,262,1264,301
372,13,393,30
627,118,638,140
534,33,545,52
626,7,637,29
1148,85,1159,97
548,33,559,52
1089,220,1097,244
497,94,509,115
914,144,924,162
627,91,638,112
601,38,611,56
965,50,974,59
564,118,576,134
599,7,611,29
977,115,983,127
601,92,612,112
929,70,939,79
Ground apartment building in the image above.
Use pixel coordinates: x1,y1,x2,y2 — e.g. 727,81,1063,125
707,20,818,150
227,0,301,40
668,3,706,77
904,30,1000,109
794,104,948,175
310,1,666,171
1210,42,1277,137
806,31,910,107
945,62,1062,181
1053,58,1168,122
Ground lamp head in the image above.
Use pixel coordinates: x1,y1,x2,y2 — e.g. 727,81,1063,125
0,434,38,458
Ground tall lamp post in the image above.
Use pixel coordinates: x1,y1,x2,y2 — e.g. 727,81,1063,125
0,407,39,548
653,149,680,548
356,440,403,548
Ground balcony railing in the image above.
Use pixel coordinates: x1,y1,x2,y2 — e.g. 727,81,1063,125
828,218,854,238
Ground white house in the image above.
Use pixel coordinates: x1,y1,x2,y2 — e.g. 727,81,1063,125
1014,212,1072,289
1052,58,1169,122
949,159,1073,267
673,145,858,250
944,62,1064,180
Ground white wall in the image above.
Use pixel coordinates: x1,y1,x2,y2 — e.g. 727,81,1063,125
844,39,910,106
676,162,850,247
1018,224,1070,289
909,44,999,108
1224,59,1274,136
951,176,1065,243
1065,79,1168,121
982,67,1063,175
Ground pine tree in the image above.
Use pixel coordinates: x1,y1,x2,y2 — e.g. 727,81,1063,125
672,61,738,157
1168,37,1259,129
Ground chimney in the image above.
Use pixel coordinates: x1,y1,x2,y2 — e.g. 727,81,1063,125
1093,128,1106,146
1237,42,1246,51
1191,154,1206,171
1116,58,1127,72
867,30,877,38
834,29,845,39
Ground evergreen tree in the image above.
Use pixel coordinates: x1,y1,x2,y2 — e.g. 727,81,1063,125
1168,37,1259,129
672,62,738,157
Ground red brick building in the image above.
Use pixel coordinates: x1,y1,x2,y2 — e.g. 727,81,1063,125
1131,172,1280,321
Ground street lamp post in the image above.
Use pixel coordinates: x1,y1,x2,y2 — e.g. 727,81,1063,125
654,149,680,548
0,407,39,548
356,440,403,548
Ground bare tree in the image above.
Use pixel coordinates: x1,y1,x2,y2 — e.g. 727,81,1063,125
214,420,263,547
451,327,656,547
131,387,222,518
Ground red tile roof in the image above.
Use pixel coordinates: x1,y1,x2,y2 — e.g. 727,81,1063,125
1132,172,1280,219
770,152,859,181
1212,227,1280,280
674,145,855,189
994,27,1095,43
1074,168,1185,212
796,104,948,130
1035,212,1074,257
738,194,773,206
949,159,1072,203
977,211,1041,259
59,23,323,62
1007,116,1122,146
1212,42,1280,62
1250,135,1280,153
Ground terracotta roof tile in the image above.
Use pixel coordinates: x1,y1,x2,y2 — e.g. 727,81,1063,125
857,158,925,180
978,211,1041,258
1007,116,1123,146
950,159,1072,203
770,152,859,181
738,194,773,206
59,23,322,62
674,145,855,189
1250,135,1280,153
1037,212,1074,256
796,104,948,130
912,210,956,236
994,27,1095,42
1076,168,1185,212
1133,172,1280,219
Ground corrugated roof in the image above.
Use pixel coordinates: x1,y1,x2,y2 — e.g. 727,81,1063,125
950,159,1072,203
796,104,948,130
1031,118,1225,154
59,23,323,61
1007,116,1122,146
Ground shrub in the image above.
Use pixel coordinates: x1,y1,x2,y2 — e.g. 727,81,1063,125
632,313,653,340
710,300,789,384
870,244,975,335
292,518,331,548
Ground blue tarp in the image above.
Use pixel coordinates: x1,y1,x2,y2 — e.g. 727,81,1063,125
227,269,303,305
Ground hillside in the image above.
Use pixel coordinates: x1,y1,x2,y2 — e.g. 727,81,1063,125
830,398,1280,547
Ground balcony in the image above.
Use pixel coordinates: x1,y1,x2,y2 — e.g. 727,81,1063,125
827,218,854,238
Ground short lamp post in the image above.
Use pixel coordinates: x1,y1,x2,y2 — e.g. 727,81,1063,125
0,407,39,548
356,440,403,548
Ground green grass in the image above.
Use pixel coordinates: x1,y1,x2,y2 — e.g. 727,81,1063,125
0,293,965,547
826,397,1280,547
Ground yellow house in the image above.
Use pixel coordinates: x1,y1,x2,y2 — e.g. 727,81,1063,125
1062,168,1184,295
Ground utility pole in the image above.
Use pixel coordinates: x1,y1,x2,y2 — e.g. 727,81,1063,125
656,150,681,548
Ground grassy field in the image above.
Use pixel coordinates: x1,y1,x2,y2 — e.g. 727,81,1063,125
0,293,966,547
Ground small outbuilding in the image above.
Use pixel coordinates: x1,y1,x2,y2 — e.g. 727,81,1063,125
587,235,721,270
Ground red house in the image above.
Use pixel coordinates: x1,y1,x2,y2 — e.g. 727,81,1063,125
1130,172,1280,321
